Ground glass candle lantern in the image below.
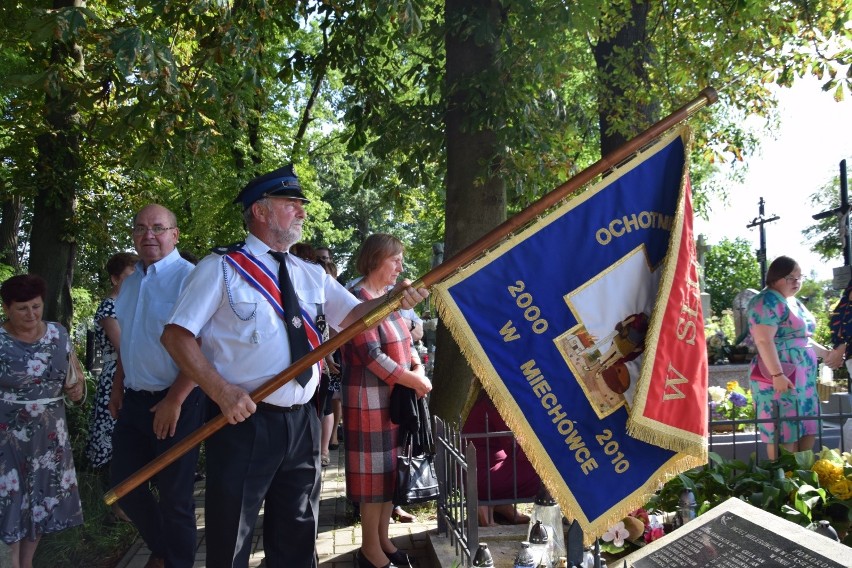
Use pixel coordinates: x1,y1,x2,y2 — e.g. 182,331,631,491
527,486,566,561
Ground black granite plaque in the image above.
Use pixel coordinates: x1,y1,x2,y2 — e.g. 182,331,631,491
632,511,846,568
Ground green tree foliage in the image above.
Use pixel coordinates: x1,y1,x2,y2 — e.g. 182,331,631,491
798,277,838,347
704,237,761,316
0,0,849,401
0,263,15,284
69,285,97,333
0,0,849,324
1,1,446,308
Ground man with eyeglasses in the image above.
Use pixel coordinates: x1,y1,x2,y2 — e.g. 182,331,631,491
109,203,205,568
161,165,429,568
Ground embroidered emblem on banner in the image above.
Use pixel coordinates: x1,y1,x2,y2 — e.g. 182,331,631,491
555,250,655,420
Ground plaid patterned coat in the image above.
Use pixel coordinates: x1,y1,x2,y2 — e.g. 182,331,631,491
341,286,412,502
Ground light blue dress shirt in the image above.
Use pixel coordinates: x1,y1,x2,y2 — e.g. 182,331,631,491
115,248,195,391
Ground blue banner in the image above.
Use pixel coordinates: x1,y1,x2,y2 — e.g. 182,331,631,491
434,128,704,538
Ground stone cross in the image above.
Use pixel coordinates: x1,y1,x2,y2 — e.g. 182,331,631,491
732,289,759,341
746,198,779,288
696,234,709,292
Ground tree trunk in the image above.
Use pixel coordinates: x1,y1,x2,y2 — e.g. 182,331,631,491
431,0,506,422
291,63,326,160
593,1,657,156
0,195,23,268
28,0,85,329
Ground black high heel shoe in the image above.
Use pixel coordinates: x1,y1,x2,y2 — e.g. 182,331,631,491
355,549,397,568
384,548,413,567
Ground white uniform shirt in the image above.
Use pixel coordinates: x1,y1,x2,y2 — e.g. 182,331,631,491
115,248,196,391
399,308,422,326
167,233,361,406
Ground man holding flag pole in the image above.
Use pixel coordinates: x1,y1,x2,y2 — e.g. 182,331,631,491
106,87,717,553
160,165,429,568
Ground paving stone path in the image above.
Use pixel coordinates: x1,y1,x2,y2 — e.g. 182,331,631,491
113,444,438,567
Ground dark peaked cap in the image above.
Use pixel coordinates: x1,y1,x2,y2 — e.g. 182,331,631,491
234,164,310,209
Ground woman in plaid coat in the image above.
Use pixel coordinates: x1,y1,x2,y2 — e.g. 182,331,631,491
342,234,432,568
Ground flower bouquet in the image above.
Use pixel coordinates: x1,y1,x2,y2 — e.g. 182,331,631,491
600,508,666,555
708,381,754,431
706,329,730,364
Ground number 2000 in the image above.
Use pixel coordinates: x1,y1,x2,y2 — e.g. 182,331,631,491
507,280,549,334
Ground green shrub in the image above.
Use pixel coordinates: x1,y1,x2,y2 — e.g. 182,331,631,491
647,448,852,546
32,466,138,567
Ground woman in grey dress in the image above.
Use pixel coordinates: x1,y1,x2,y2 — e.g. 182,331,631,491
0,274,84,568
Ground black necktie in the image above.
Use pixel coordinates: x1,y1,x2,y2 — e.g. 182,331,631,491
269,251,312,387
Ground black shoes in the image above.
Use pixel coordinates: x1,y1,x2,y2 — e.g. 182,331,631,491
355,549,397,568
385,548,414,567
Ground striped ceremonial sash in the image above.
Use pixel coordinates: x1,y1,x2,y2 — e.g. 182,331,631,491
224,250,323,356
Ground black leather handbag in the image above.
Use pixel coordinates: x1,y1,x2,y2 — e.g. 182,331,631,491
394,397,440,505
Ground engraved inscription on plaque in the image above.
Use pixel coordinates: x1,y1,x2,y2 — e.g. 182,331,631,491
632,511,845,568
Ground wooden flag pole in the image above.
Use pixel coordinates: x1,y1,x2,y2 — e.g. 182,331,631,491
104,86,717,506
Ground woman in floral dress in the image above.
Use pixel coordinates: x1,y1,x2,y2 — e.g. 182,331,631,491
747,256,843,460
1,274,84,567
84,252,138,470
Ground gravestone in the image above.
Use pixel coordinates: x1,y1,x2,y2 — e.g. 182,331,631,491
431,242,445,268
707,363,750,390
622,497,850,567
732,289,759,341
697,234,712,318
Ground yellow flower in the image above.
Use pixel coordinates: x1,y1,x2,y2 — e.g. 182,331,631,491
784,471,793,478
827,477,852,501
812,459,843,487
726,381,739,392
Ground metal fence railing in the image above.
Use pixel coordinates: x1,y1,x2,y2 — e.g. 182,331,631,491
709,394,852,461
434,393,852,566
434,415,478,566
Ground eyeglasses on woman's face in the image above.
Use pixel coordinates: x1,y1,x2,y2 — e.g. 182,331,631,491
784,275,806,284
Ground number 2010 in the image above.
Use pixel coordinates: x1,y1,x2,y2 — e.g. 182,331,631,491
596,429,630,473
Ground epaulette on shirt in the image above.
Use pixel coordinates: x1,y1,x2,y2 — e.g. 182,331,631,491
211,242,246,255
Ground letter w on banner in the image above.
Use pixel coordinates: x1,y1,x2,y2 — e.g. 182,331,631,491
433,126,708,539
